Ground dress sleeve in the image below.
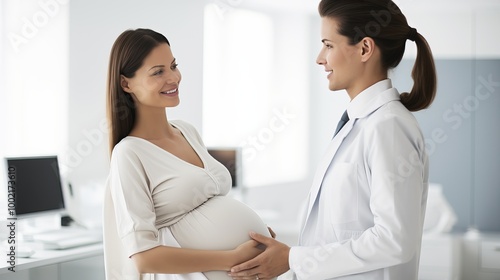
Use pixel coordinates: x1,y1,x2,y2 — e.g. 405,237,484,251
108,142,161,257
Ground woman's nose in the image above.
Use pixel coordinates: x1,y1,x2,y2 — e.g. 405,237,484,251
166,70,181,84
316,49,326,65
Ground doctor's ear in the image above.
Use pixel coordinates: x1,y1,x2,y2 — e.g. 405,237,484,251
359,37,376,62
120,75,133,93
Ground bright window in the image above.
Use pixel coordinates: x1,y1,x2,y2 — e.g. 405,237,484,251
0,0,68,158
203,4,309,187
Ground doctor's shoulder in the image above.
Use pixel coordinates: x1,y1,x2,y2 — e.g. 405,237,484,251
365,101,424,142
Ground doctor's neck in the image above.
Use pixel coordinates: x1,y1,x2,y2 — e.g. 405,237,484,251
346,72,388,101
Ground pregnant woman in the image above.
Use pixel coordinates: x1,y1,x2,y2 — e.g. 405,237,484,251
102,29,274,280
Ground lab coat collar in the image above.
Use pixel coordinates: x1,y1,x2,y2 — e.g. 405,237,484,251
347,79,400,120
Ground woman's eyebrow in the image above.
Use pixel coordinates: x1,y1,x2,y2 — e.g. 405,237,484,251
148,65,164,71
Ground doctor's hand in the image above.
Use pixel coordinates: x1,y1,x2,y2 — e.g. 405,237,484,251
267,226,276,239
229,231,290,280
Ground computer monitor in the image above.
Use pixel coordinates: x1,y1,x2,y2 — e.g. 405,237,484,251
5,155,66,219
207,147,242,188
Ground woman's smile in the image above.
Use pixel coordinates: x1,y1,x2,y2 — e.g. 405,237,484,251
161,87,179,96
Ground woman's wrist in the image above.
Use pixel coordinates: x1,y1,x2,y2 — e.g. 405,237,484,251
219,249,237,271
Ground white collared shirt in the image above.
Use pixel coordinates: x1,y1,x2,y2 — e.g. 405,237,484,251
287,79,429,280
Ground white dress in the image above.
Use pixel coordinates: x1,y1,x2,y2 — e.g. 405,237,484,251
103,120,270,280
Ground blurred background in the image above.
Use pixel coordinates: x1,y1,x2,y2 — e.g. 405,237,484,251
0,0,499,279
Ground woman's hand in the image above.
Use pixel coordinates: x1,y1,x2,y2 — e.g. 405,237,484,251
230,238,265,268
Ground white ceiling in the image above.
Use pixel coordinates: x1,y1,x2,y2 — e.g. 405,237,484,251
238,0,500,15
237,0,319,14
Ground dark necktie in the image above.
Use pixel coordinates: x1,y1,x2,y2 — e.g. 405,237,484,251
333,110,349,137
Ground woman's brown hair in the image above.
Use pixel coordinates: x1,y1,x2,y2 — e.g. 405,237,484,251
106,28,170,154
318,0,436,111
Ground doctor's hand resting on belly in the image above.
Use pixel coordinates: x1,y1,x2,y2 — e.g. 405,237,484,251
229,232,290,280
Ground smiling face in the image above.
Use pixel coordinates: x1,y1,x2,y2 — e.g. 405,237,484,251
316,17,364,95
121,43,182,109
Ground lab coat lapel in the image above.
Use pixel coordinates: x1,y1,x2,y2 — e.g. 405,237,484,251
303,119,356,229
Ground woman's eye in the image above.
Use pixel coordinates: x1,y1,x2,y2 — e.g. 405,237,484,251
171,63,178,70
326,44,333,49
153,69,164,76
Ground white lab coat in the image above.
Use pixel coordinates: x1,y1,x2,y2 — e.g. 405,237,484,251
287,79,429,280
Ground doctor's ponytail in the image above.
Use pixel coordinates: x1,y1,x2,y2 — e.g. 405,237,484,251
318,0,437,111
399,31,437,111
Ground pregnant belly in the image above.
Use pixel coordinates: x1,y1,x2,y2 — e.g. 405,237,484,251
170,195,270,249
169,196,270,280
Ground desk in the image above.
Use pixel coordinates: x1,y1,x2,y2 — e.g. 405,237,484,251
462,232,500,280
419,234,462,280
0,243,104,280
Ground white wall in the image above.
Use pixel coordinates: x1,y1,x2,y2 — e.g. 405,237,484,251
0,0,69,157
398,1,500,59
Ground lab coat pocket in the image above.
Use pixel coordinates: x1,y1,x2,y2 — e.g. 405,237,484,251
325,162,359,225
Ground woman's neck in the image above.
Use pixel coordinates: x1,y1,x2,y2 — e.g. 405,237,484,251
129,105,174,140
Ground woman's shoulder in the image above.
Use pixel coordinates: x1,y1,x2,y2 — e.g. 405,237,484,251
171,119,202,139
110,137,145,160
171,119,197,131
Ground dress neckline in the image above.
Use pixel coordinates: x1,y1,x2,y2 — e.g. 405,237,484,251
125,122,206,170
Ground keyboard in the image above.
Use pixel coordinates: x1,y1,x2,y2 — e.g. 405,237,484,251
16,246,36,258
40,235,102,250
29,227,102,250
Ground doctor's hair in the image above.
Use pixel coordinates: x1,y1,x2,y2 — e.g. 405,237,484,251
106,28,170,155
318,0,436,112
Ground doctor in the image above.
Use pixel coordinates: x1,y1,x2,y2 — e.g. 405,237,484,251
229,0,437,279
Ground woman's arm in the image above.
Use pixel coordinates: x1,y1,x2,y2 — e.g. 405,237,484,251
131,239,262,274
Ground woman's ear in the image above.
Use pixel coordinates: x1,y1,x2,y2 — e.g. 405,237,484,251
120,75,133,93
359,37,376,62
